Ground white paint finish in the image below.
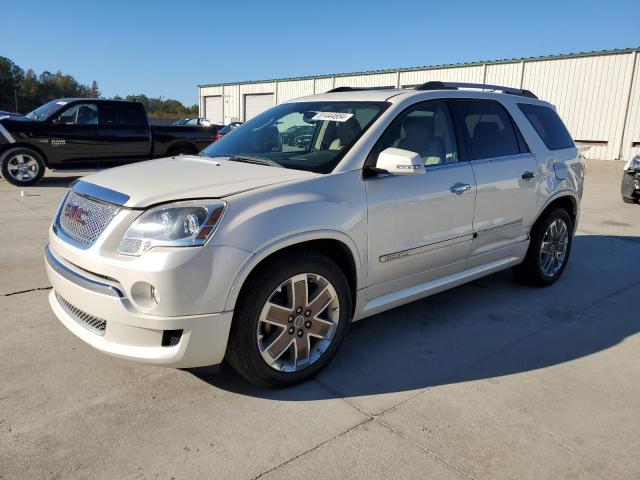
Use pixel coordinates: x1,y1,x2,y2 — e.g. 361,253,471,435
243,92,274,120
204,95,223,123
485,63,522,88
314,77,334,94
523,53,635,160
199,50,640,160
333,72,397,89
277,79,314,103
621,52,640,162
399,65,484,88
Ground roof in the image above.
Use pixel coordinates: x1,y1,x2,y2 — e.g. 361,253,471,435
198,47,640,89
286,88,552,106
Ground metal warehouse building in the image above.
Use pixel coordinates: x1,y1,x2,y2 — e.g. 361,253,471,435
198,48,640,161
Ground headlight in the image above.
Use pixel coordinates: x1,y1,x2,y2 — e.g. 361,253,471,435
118,200,226,256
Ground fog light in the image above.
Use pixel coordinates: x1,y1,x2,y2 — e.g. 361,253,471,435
131,281,159,309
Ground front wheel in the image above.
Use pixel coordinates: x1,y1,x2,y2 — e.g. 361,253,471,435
1,147,46,186
226,252,352,388
513,208,573,286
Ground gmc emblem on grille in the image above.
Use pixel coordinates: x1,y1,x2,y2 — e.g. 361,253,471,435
64,203,89,225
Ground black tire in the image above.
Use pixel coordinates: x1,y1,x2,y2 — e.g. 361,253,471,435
0,147,46,186
226,251,352,388
513,208,573,287
622,195,638,204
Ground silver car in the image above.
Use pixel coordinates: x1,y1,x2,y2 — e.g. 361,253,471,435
45,82,584,387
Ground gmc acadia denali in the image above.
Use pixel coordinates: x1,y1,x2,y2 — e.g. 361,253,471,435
44,82,584,387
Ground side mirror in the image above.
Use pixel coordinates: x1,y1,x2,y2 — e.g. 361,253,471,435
375,148,425,175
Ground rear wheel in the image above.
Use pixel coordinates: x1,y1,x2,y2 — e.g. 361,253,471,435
513,208,573,286
1,147,46,186
226,252,351,388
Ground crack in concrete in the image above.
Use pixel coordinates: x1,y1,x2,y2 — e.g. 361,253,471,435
252,418,374,480
3,286,52,297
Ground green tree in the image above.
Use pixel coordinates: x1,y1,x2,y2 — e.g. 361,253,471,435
0,56,24,111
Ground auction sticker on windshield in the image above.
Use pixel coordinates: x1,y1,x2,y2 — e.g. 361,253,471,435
312,112,354,122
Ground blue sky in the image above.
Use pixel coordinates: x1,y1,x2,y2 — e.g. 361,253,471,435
2,0,639,106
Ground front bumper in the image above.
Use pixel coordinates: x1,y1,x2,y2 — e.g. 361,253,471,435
45,244,236,368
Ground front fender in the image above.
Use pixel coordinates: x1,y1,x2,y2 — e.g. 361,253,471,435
222,229,363,312
211,170,368,311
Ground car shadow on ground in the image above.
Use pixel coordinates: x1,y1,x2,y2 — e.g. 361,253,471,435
35,175,83,188
190,234,640,401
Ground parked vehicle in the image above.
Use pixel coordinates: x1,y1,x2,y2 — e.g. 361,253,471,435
213,122,243,142
281,125,314,146
172,117,212,126
621,155,639,203
45,82,584,387
0,98,218,186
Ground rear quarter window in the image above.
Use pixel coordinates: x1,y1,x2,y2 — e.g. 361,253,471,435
518,103,574,150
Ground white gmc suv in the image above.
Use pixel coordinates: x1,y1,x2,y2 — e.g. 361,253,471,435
45,82,584,387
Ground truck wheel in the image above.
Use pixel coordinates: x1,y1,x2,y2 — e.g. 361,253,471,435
512,208,573,287
1,147,46,186
226,251,352,388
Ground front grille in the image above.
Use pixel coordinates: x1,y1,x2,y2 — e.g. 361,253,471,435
56,293,107,335
58,191,120,246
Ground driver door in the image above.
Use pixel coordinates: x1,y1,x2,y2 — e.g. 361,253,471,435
365,100,477,300
45,102,106,165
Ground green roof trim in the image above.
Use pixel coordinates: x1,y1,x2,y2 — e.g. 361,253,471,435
198,47,640,89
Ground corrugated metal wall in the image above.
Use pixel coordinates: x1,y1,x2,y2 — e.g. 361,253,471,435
199,50,640,160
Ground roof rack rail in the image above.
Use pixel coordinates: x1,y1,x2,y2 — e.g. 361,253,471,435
326,86,395,93
414,81,538,99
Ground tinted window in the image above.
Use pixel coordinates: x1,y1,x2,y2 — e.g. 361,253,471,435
374,101,459,166
99,102,147,126
454,100,521,160
518,103,574,150
202,101,387,173
54,103,99,125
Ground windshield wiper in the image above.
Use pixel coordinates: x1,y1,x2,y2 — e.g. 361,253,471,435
227,155,283,168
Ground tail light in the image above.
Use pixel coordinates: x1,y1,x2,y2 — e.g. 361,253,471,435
213,132,222,142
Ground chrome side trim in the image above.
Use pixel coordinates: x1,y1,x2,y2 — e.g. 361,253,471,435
475,219,523,235
380,233,473,263
0,122,16,143
45,245,123,298
71,180,130,206
469,153,534,166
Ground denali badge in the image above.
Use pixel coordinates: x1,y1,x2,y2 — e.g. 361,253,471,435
64,203,89,225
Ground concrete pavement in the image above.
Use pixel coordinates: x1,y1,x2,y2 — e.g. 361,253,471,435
1,161,639,479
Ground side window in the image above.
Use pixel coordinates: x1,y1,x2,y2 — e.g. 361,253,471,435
453,100,521,160
54,103,99,125
99,102,147,126
375,101,459,166
518,103,574,150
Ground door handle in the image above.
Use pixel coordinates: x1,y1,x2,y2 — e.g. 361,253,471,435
450,183,471,195
521,171,535,180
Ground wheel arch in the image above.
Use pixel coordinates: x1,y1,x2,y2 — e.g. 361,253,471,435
224,231,362,316
532,192,578,233
1,143,49,165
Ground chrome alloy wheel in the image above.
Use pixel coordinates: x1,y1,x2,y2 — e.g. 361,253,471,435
6,154,40,182
257,273,340,372
539,218,569,277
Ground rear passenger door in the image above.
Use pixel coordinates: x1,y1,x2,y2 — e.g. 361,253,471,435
451,99,538,266
97,102,151,164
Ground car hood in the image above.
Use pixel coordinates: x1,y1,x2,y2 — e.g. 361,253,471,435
79,155,316,208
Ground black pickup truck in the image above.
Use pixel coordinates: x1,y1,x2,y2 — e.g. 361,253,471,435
0,98,217,186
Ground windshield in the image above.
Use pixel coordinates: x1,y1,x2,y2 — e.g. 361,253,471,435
202,101,388,173
25,100,68,121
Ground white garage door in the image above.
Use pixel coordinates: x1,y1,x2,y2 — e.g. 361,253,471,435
244,93,274,120
204,96,223,124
